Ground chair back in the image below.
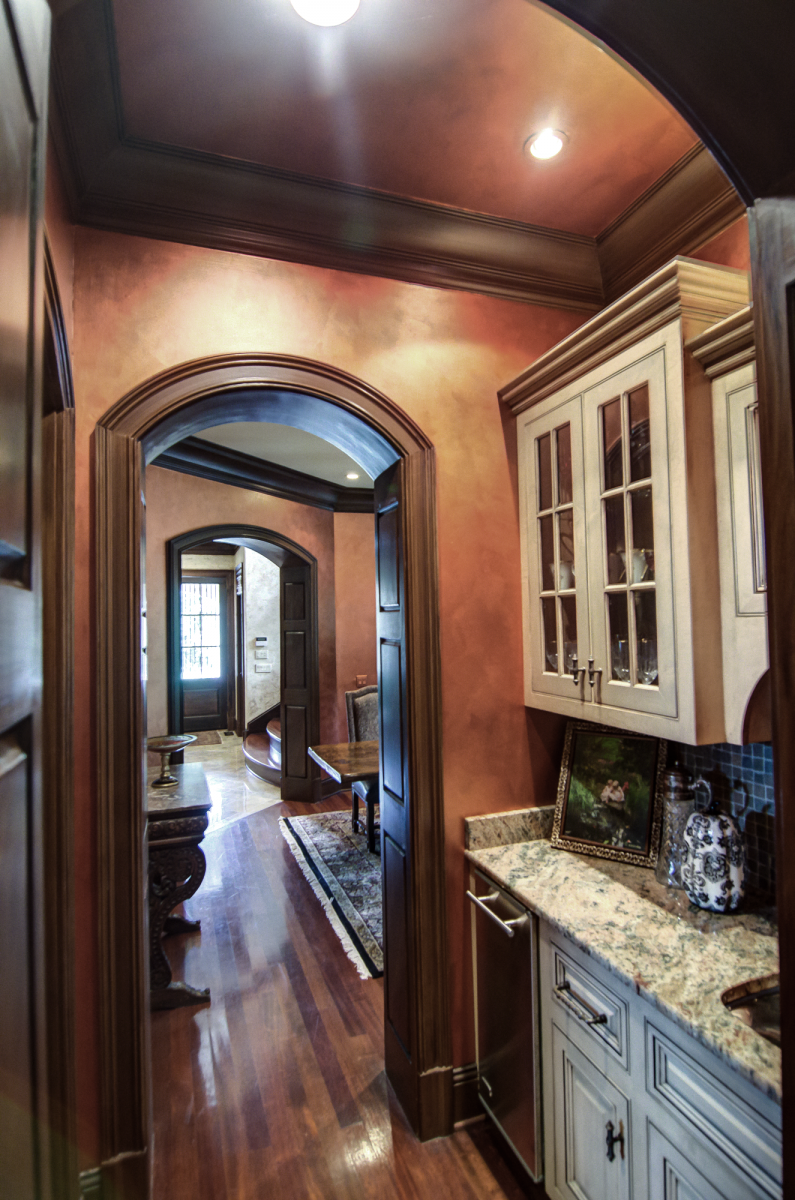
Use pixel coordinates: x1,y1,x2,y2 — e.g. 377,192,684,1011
345,685,378,742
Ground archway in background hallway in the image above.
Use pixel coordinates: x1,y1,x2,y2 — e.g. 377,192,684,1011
166,523,321,802
94,354,449,1196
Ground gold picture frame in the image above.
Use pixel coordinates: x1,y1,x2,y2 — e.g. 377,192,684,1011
551,720,666,868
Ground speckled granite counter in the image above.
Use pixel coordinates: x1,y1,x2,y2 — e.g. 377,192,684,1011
466,835,780,1103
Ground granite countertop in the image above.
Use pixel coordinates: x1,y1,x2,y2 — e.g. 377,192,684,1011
466,823,780,1103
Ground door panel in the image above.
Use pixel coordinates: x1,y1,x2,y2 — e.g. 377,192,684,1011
279,560,317,800
375,462,415,1089
180,574,230,731
0,0,49,1193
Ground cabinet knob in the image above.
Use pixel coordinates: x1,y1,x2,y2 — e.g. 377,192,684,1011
605,1120,625,1162
588,657,602,690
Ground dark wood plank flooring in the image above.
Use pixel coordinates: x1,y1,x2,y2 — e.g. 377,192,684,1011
151,796,545,1198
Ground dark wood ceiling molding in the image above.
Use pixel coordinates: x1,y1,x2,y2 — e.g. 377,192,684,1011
597,144,746,301
49,1,744,317
154,436,375,513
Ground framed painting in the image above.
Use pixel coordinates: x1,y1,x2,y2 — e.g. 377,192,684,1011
551,720,666,867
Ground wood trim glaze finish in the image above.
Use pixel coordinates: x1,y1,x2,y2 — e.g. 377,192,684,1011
154,436,374,513
42,407,78,1199
48,1,745,312
95,425,150,1177
95,355,449,1182
687,306,755,378
749,199,795,1193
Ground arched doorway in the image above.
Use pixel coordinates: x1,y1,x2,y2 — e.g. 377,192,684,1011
166,523,321,801
94,354,450,1188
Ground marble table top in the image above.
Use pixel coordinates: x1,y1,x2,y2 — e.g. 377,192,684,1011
147,762,212,817
307,740,379,785
466,836,781,1102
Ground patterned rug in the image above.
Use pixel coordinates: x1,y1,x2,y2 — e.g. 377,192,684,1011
280,811,383,979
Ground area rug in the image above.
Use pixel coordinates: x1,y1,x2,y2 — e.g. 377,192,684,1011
280,811,383,979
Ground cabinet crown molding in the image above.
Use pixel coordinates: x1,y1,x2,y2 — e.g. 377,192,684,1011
500,257,750,414
687,305,755,378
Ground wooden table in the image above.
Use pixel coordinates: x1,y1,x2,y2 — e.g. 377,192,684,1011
147,763,212,1010
307,740,380,854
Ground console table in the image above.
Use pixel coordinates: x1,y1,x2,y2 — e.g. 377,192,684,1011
147,763,212,1010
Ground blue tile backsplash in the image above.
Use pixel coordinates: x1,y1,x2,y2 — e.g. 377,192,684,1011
670,740,776,903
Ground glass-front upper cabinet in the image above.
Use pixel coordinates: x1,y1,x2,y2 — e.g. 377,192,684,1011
519,394,589,704
582,349,677,721
506,258,751,745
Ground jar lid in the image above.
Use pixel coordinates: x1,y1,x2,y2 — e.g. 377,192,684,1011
663,763,693,799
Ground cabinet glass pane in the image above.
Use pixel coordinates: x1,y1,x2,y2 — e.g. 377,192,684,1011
542,597,558,672
634,591,658,685
629,383,651,481
608,593,630,681
539,514,555,591
558,509,575,590
630,486,654,582
604,494,626,585
560,595,577,672
538,433,552,511
602,397,623,490
556,423,573,505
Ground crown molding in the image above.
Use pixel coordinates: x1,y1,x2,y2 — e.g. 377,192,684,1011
597,144,746,302
50,0,744,314
687,304,755,377
153,436,374,513
501,257,750,414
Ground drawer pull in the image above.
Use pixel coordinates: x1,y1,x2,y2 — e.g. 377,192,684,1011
481,1075,493,1099
466,890,525,939
605,1120,625,1162
555,980,608,1026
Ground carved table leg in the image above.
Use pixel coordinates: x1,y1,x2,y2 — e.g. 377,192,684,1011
149,841,210,1008
163,914,201,936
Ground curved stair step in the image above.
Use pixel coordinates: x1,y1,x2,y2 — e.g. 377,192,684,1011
243,732,281,786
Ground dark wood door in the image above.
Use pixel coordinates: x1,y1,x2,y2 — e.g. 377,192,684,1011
180,572,231,731
0,0,51,1194
374,462,417,1115
279,556,318,801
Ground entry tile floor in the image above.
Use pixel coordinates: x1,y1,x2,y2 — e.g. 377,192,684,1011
184,738,282,832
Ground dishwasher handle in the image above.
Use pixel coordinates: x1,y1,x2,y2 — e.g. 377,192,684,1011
466,889,526,938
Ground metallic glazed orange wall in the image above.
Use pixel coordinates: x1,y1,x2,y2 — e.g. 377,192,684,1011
65,223,583,1106
144,465,338,740
333,512,378,741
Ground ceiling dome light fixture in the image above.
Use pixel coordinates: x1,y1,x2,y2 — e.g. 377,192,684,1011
290,0,360,26
346,471,360,480
525,128,567,160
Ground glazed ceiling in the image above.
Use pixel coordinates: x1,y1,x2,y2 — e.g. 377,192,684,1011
112,0,693,235
50,0,742,308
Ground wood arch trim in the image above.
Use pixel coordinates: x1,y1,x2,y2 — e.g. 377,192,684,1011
166,523,320,769
94,354,449,1191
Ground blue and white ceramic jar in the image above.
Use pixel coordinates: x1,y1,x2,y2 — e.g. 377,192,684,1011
681,778,745,913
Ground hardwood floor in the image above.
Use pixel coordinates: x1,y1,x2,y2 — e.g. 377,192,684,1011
151,796,544,1198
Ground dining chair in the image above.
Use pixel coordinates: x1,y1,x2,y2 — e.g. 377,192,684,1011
344,684,379,853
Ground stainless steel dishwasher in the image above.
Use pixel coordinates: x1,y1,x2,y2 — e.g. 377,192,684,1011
468,867,542,1182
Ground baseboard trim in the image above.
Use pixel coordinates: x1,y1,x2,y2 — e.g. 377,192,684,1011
453,1062,482,1127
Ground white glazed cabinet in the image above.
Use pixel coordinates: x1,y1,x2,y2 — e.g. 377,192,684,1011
502,258,750,744
689,306,769,745
539,923,782,1200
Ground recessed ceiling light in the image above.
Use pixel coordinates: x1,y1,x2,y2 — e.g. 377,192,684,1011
524,128,567,161
346,471,360,480
290,0,360,26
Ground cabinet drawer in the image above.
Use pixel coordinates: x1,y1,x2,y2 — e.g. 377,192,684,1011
646,1023,781,1196
551,941,628,1069
648,1121,772,1200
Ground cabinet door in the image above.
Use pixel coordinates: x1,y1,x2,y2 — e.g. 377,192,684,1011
519,395,591,704
550,1024,631,1200
647,1122,770,1200
583,348,677,720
